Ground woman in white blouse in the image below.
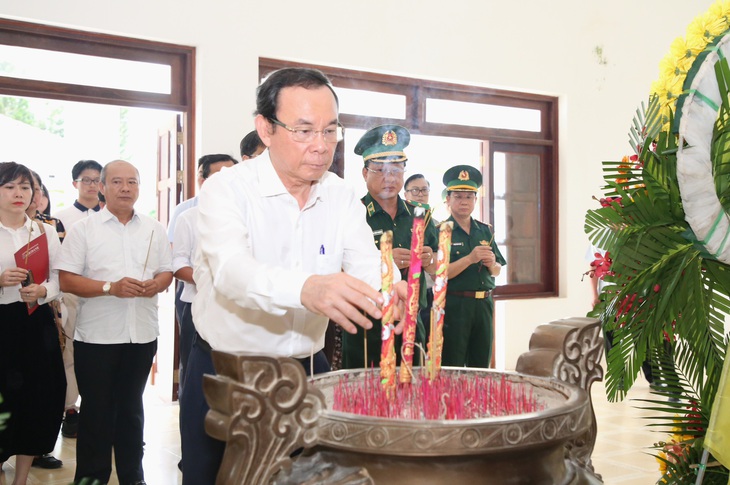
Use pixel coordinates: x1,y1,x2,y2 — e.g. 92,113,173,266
0,162,65,485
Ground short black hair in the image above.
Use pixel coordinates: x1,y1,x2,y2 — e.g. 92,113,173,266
198,154,237,179
255,67,338,122
71,160,102,181
0,162,33,189
239,130,264,158
404,173,428,190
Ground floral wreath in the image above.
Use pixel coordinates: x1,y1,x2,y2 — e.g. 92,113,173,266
586,1,730,483
677,31,730,264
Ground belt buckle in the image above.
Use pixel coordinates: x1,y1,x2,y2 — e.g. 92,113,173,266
475,291,486,299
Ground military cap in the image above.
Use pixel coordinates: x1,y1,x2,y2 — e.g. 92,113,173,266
354,124,410,164
443,165,482,192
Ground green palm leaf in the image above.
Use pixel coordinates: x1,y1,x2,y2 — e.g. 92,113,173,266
713,55,730,214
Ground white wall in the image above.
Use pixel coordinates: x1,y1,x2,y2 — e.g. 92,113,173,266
0,0,716,368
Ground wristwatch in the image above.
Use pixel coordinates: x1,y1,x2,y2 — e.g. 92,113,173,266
102,281,112,295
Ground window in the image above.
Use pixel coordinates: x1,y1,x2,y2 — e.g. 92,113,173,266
0,18,195,401
0,18,196,202
260,58,558,298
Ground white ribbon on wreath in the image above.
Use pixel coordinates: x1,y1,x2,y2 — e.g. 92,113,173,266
678,32,730,265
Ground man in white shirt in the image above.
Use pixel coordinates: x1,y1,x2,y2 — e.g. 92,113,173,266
53,159,104,440
55,160,103,229
239,129,265,161
172,154,236,386
179,67,404,484
57,160,173,485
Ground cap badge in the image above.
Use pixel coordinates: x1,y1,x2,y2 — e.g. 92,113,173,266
382,130,398,146
458,170,470,181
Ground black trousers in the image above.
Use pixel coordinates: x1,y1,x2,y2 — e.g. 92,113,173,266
180,334,329,485
73,340,157,485
178,301,195,391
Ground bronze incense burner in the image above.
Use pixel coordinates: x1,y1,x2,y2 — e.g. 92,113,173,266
203,317,604,484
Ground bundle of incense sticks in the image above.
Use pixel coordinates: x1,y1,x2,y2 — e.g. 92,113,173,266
332,371,543,420
427,221,453,380
399,206,426,384
378,230,397,398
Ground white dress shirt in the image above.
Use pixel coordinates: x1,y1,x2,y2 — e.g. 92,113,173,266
192,152,389,358
0,216,61,305
167,196,198,243
172,206,198,303
55,207,172,344
55,200,100,230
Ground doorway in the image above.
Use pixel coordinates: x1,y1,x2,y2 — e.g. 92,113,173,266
0,18,195,401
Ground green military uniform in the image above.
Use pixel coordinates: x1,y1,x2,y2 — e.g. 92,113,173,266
341,195,438,369
341,124,438,369
440,165,506,368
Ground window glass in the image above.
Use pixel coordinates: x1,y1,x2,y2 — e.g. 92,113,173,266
0,45,171,94
426,98,541,132
494,151,542,285
334,86,406,119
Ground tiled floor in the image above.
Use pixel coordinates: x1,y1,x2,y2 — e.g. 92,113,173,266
0,377,665,485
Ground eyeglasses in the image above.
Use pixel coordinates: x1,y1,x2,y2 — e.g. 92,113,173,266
75,177,101,186
366,164,406,177
405,187,430,196
269,118,344,143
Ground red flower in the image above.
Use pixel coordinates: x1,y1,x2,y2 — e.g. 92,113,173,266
597,196,623,208
591,251,613,279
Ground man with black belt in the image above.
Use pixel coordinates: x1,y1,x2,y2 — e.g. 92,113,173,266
341,125,438,369
57,160,173,485
441,165,506,368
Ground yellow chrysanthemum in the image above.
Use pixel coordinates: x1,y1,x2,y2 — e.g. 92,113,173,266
687,11,727,43
669,35,705,63
658,55,687,84
664,76,684,102
659,49,683,74
650,1,730,133
707,1,730,28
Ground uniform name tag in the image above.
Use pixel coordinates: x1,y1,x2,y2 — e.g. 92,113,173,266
372,229,384,236
452,242,464,246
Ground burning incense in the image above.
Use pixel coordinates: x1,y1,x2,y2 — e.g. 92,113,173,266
378,231,397,397
332,370,543,420
399,206,426,384
427,221,453,380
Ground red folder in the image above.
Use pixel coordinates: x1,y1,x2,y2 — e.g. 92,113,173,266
14,232,49,315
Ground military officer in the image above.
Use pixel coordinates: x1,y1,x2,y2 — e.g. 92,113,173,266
441,165,506,368
341,125,439,369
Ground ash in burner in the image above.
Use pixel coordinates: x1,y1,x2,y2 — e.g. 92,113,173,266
331,371,544,420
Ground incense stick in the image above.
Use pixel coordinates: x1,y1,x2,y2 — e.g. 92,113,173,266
24,221,34,265
141,230,154,279
310,345,315,383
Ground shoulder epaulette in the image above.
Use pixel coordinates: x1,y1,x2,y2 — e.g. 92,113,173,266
366,201,375,217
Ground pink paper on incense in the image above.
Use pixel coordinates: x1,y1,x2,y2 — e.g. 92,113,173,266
399,206,426,384
427,221,453,380
378,230,397,397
